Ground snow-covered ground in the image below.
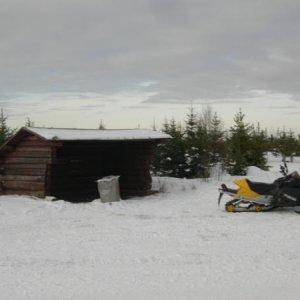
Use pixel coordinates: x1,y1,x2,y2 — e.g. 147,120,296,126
0,157,299,299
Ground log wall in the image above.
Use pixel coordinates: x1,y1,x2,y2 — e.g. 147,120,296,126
0,133,158,200
0,134,51,198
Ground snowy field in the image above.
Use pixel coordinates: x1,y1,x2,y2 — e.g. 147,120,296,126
0,156,300,299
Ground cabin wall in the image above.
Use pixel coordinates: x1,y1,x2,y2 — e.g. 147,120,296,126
0,134,51,197
50,141,156,200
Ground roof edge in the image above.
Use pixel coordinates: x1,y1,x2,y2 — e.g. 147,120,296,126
22,127,50,141
0,127,50,156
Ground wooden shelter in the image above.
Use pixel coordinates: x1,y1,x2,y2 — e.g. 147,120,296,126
0,127,170,200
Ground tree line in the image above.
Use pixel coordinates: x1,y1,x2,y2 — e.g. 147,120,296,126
152,107,300,177
1,107,300,177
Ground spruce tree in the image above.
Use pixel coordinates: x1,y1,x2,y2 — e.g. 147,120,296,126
227,109,252,175
297,135,300,156
152,119,187,177
248,124,268,170
185,106,197,139
0,109,12,146
25,117,35,127
184,106,215,178
208,112,225,164
274,129,298,163
98,120,106,130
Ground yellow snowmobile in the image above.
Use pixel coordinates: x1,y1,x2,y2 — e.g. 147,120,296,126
218,172,300,212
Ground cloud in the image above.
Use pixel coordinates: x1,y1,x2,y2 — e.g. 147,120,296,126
1,0,300,129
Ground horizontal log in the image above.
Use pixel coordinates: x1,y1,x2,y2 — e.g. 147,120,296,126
2,163,47,170
19,140,51,147
13,145,51,152
0,175,44,182
2,168,46,176
26,135,43,141
2,181,45,191
6,151,51,159
4,157,51,164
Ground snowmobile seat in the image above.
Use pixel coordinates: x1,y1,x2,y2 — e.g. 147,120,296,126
246,179,276,196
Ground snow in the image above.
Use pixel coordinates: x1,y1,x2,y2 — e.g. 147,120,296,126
25,127,171,141
0,159,300,299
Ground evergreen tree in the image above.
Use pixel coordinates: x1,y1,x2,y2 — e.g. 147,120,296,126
296,135,300,156
152,119,187,177
208,112,225,164
227,109,252,175
274,129,298,163
184,106,217,178
248,123,268,170
185,106,197,139
98,120,106,129
0,109,12,146
268,133,277,153
25,117,34,127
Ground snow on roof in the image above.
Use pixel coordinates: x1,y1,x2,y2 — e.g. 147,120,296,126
25,127,171,141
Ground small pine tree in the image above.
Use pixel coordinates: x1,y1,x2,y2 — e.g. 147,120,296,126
274,129,298,163
25,117,35,127
227,109,252,175
268,133,277,153
184,107,214,178
248,123,269,170
152,119,187,177
98,120,106,130
296,135,300,156
0,109,12,146
185,105,197,139
208,112,225,164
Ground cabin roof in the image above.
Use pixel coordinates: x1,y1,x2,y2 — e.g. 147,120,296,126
25,127,171,141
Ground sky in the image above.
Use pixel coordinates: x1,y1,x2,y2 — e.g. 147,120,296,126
1,0,300,132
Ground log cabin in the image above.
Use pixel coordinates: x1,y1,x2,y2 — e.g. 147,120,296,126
0,127,170,201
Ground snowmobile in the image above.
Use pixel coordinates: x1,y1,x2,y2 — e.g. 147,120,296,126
218,171,300,213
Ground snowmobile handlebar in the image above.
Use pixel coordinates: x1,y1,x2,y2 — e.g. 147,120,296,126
274,172,300,187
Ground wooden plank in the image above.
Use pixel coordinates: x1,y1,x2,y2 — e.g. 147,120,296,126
2,181,45,191
26,135,40,140
10,147,51,154
18,140,51,147
13,146,51,152
3,168,46,176
3,163,47,170
6,151,51,158
4,157,51,164
0,175,44,182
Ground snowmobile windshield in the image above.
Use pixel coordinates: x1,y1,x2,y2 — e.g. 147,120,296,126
291,171,300,179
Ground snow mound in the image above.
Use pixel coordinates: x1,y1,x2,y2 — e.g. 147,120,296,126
247,166,269,178
152,176,205,193
247,166,279,183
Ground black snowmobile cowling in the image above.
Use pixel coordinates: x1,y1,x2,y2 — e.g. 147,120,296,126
218,171,300,213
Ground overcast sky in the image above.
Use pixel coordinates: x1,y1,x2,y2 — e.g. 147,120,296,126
1,0,300,131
